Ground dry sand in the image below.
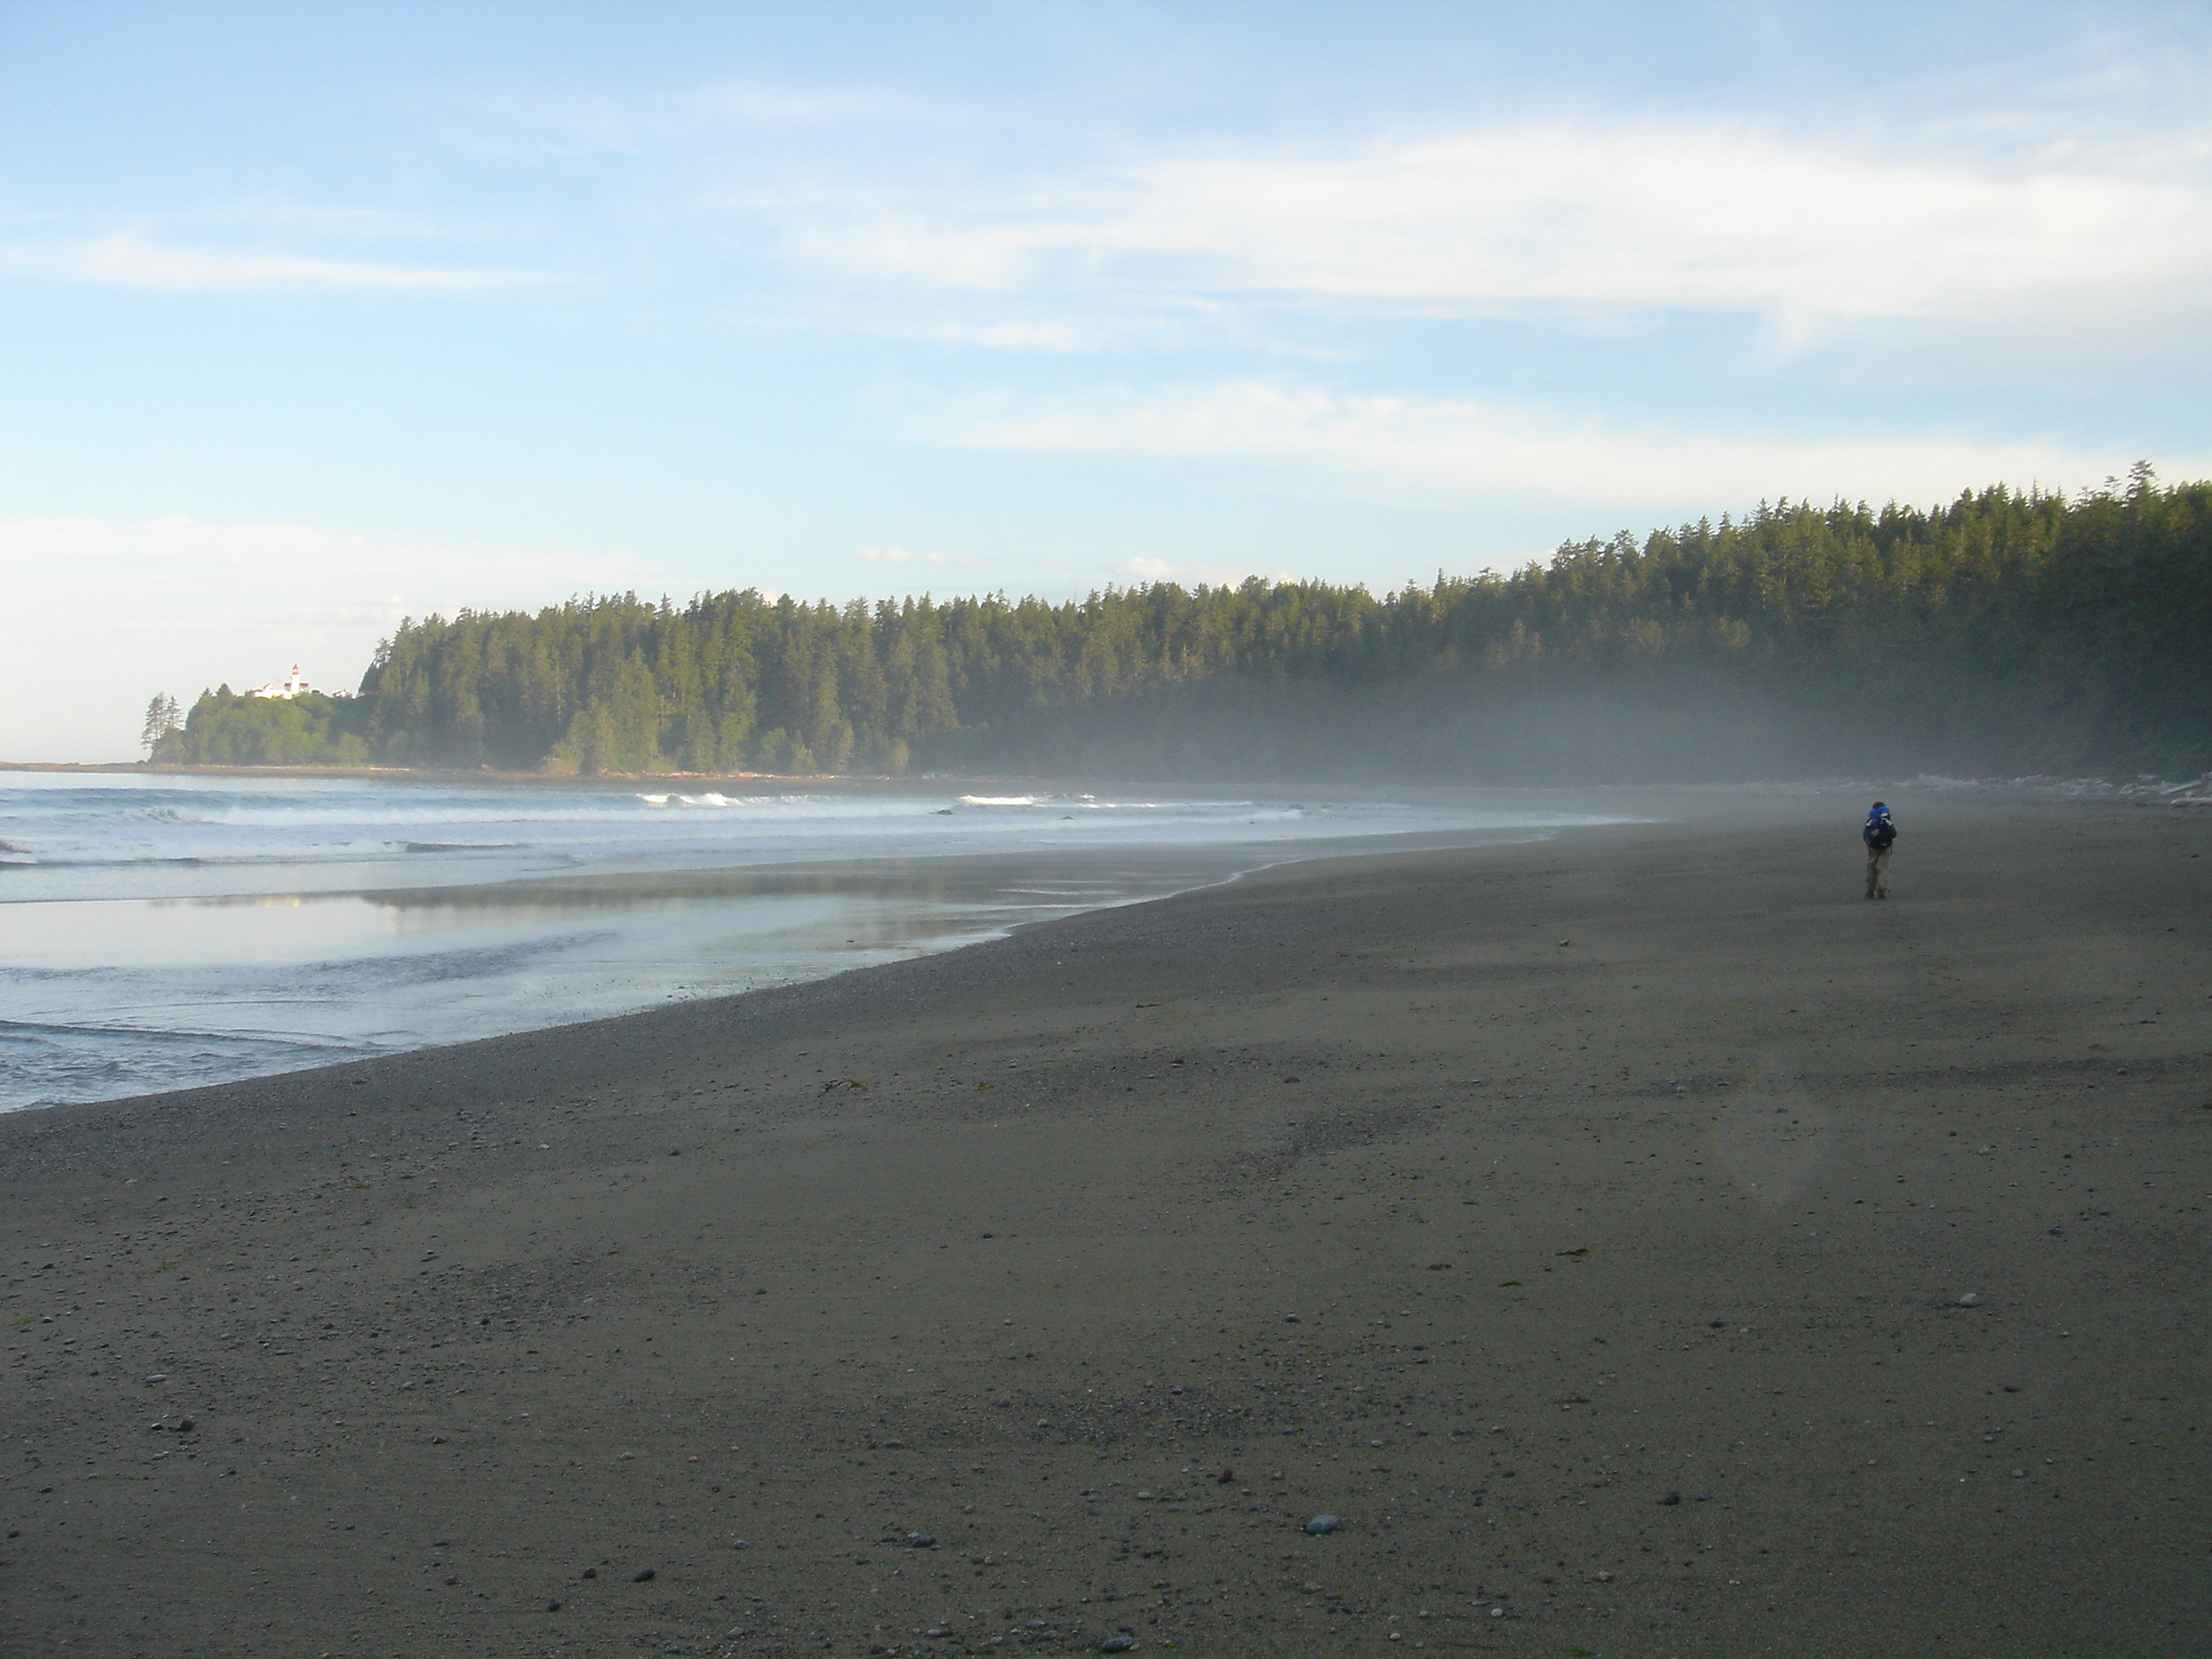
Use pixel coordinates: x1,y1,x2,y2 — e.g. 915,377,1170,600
3,791,2208,1658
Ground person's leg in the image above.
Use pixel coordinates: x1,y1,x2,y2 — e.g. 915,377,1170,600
1873,847,1892,898
1865,847,1879,898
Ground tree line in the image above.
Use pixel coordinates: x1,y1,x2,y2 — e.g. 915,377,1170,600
152,468,2212,780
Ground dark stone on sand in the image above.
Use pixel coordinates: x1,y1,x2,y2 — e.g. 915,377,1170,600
1659,1491,1682,1505
908,1532,937,1548
1303,1514,1341,1534
632,1568,656,1582
1100,1638,1136,1653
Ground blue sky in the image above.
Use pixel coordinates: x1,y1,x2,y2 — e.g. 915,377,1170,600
2,0,2207,758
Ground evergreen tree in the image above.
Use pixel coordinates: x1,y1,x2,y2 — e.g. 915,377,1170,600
141,693,181,756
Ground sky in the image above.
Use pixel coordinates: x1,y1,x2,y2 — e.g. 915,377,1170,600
2,1,2208,760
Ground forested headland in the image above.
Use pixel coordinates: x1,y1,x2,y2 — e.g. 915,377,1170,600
151,687,373,768
153,469,2211,781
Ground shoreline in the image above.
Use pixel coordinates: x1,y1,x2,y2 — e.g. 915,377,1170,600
2,795,2206,1655
9,757,2210,801
2,809,1628,1117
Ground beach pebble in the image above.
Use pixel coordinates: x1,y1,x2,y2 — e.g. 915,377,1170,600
1304,1514,1341,1534
1283,1313,1302,1323
580,1568,596,1579
631,1568,656,1582
907,1532,937,1548
1955,1292,1982,1307
1659,1491,1682,1506
1100,1637,1137,1653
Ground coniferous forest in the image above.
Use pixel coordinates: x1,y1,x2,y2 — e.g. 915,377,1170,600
155,470,2212,780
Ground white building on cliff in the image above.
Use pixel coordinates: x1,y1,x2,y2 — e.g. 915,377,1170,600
249,664,312,699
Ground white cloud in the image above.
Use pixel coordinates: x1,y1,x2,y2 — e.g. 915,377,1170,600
774,120,2212,342
1115,554,1274,588
941,379,2203,512
4,233,542,292
0,516,656,762
852,544,1082,575
444,78,928,162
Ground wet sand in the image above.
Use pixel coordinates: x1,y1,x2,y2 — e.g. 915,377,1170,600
3,790,2208,1658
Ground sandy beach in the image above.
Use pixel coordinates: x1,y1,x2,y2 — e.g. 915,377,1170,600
3,790,2207,1659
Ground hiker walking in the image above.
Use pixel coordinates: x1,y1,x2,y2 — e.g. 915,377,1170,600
1863,801,1897,900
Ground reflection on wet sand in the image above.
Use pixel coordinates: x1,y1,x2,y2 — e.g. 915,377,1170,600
348,848,1257,915
4,825,1566,1111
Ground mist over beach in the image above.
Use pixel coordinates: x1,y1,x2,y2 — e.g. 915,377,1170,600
3,4,2208,1656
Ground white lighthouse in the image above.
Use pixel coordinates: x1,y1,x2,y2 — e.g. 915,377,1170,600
250,664,312,700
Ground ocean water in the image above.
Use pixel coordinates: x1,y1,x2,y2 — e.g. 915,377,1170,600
0,772,1621,1111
